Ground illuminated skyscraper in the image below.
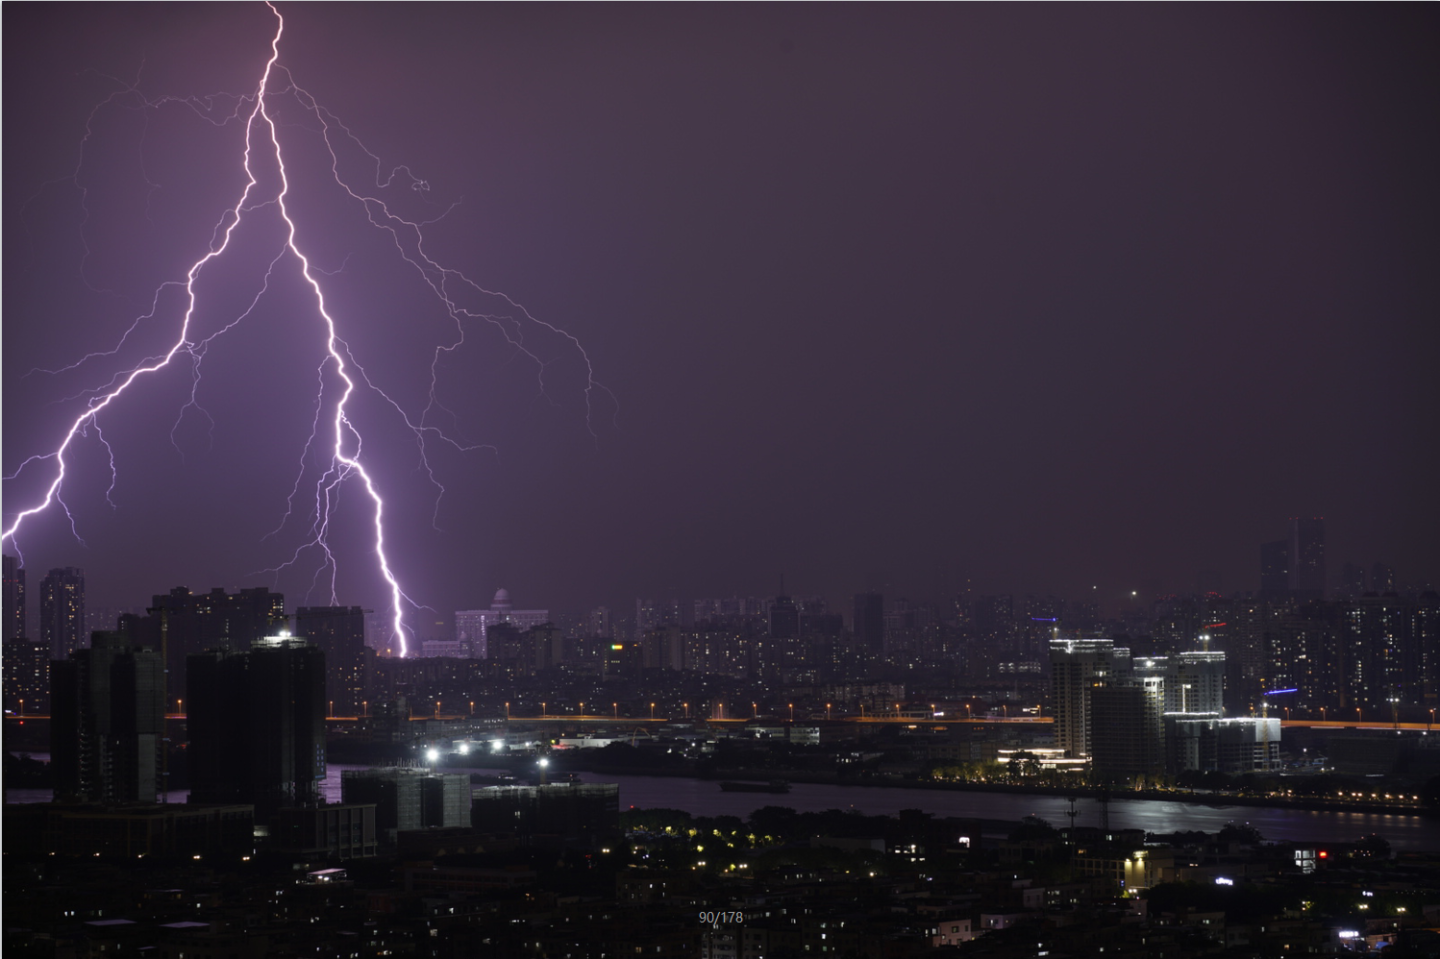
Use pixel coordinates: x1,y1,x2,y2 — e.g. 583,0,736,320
1049,638,1132,759
1166,650,1226,716
40,567,85,659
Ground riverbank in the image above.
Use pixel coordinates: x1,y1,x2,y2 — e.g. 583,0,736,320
519,752,1436,819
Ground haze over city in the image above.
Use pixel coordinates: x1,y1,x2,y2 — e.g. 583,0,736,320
4,4,1437,631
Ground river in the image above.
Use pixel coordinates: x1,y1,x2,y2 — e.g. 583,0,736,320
9,756,1439,851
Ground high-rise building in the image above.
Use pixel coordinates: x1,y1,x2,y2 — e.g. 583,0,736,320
589,606,612,639
1165,651,1226,716
1089,686,1157,781
1288,517,1326,599
40,567,85,660
121,586,286,711
768,595,799,640
1343,595,1416,710
3,554,25,641
2,638,51,714
453,589,549,658
633,597,684,640
1048,638,1132,759
187,634,326,818
852,592,885,658
295,606,368,717
1259,540,1290,598
51,632,166,803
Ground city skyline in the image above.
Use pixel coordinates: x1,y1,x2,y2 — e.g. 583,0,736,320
5,5,1437,636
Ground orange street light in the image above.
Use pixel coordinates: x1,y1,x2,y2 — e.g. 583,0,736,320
613,702,619,719
650,702,656,720
826,703,832,720
789,703,794,722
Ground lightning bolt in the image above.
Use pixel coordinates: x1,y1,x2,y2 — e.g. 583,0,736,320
2,3,612,656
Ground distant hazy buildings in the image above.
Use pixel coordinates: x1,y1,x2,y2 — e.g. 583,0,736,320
634,597,684,640
452,589,549,658
1259,540,1290,598
1289,517,1327,599
853,592,885,659
40,566,85,660
3,554,25,640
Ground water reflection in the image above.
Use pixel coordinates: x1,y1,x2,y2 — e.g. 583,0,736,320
9,759,1437,851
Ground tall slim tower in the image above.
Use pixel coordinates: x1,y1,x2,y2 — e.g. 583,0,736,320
1259,540,1290,598
40,567,85,659
1288,517,1326,600
853,592,885,659
3,554,25,640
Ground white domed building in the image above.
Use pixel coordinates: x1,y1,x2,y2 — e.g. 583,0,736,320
449,589,550,659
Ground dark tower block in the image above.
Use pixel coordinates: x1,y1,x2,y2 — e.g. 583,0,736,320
853,592,885,660
126,586,286,716
1288,517,1326,600
1260,540,1290,598
188,634,325,818
50,632,165,803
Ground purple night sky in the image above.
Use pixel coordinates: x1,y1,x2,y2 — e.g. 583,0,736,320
4,4,1437,633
